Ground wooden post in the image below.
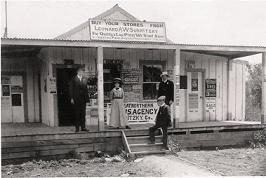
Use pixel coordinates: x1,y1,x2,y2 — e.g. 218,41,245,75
97,47,105,131
262,52,266,124
173,48,181,128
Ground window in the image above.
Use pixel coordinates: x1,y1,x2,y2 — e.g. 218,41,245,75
142,63,164,100
103,60,123,101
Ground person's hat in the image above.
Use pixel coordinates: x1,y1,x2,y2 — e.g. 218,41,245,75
76,65,85,72
160,71,169,77
157,96,166,101
113,78,122,83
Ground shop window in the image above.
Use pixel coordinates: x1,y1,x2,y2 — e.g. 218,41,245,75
104,59,123,101
142,63,163,100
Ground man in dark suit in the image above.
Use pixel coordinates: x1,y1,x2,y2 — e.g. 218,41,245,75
69,66,89,132
149,96,171,150
157,71,174,106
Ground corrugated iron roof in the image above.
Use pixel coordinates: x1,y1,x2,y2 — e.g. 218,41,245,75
2,37,266,49
1,37,176,46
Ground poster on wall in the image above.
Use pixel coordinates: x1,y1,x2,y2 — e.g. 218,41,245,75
1,97,11,109
49,77,57,94
188,93,199,112
1,76,11,84
206,97,216,113
205,79,216,97
2,85,10,96
121,69,141,84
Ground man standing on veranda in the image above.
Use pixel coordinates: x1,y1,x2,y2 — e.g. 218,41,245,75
157,71,174,106
69,66,89,133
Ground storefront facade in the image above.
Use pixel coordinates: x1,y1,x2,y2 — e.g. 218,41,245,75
2,5,266,128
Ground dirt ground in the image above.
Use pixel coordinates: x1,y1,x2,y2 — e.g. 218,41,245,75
2,147,265,177
1,154,215,177
176,147,266,176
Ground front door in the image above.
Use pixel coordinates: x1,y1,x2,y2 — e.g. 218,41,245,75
1,75,25,123
56,68,77,126
186,71,203,121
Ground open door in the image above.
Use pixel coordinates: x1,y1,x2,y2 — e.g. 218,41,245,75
56,68,77,126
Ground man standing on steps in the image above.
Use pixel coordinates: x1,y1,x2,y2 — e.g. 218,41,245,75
149,96,171,150
158,71,174,106
69,66,89,133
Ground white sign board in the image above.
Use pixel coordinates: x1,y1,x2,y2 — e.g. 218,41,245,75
89,20,167,42
106,102,159,124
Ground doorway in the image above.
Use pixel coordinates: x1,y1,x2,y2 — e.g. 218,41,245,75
186,71,204,121
1,75,25,123
56,67,77,126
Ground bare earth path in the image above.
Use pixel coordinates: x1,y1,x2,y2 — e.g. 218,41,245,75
2,154,216,177
140,155,216,176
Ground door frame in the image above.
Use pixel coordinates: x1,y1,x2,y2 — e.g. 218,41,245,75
1,71,28,123
185,68,206,122
53,64,83,126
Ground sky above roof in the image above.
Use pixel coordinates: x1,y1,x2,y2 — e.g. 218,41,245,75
1,0,265,63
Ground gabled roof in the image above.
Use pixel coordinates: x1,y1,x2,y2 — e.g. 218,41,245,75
54,4,174,44
92,4,139,21
55,4,140,40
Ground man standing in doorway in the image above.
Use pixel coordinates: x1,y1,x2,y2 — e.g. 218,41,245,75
158,71,174,106
69,66,89,132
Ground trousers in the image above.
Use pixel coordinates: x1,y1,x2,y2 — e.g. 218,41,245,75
149,124,168,147
74,102,86,131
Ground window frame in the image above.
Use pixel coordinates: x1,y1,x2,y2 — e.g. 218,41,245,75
140,60,166,101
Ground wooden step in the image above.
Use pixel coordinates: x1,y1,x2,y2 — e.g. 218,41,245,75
127,136,163,144
124,129,162,137
129,143,165,152
131,150,170,156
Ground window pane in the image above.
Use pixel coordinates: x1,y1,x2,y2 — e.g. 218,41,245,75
143,64,162,82
143,83,157,100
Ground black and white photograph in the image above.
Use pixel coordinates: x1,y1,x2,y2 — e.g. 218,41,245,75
1,0,266,177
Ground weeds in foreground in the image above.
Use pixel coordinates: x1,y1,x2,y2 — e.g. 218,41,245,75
248,129,266,148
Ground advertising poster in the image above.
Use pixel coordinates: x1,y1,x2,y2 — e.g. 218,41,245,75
205,79,216,97
2,85,10,96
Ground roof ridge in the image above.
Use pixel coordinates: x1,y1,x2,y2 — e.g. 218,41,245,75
92,4,139,21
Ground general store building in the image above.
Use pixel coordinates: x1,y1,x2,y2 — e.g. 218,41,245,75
2,4,266,130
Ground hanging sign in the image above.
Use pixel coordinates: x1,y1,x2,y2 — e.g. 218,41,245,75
90,20,166,42
205,79,216,97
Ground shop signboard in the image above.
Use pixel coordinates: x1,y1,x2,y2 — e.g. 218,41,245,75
90,19,166,42
106,102,159,124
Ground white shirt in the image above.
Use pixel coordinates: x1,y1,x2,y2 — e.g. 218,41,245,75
77,75,82,81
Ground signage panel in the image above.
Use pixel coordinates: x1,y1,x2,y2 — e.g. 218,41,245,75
90,20,167,42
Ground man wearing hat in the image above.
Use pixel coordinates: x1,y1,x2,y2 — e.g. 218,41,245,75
158,71,174,106
149,96,171,149
69,66,89,132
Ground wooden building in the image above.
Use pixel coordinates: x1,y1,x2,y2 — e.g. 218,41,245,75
1,4,266,129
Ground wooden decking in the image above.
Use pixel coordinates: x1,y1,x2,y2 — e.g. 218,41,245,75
1,121,265,164
1,121,261,137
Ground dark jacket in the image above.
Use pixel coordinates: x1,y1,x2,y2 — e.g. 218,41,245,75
69,76,89,104
155,104,171,127
158,80,174,104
